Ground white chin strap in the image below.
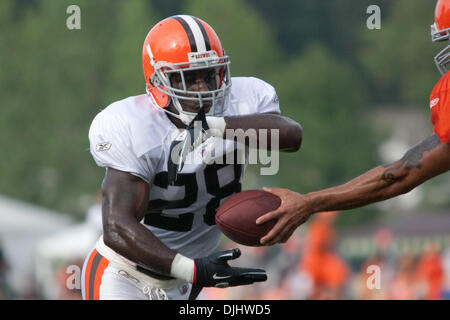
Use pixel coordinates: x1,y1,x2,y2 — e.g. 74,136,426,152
145,88,192,125
146,93,225,135
178,113,197,125
161,103,225,137
160,106,194,125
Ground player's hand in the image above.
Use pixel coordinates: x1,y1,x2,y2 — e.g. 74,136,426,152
256,187,314,246
193,248,267,288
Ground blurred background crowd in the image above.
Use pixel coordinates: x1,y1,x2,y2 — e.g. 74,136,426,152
1,0,449,299
203,211,450,300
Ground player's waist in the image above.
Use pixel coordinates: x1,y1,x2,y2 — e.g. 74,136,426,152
145,224,221,258
95,236,179,288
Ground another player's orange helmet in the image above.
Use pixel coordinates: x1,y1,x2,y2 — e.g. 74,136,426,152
432,0,450,74
142,15,231,118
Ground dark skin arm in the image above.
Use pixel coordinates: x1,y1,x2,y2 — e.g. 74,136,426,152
257,134,450,245
168,109,302,153
168,69,302,152
168,107,303,153
224,113,303,152
102,167,176,276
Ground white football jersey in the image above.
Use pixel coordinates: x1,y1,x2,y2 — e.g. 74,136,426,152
88,77,280,259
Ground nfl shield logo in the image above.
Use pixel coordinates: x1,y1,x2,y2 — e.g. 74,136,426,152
178,283,189,295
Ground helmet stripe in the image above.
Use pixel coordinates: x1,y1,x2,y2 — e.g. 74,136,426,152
173,15,210,53
178,15,208,52
172,16,198,52
192,17,211,51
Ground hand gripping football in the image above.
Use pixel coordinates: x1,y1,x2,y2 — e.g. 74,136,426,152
215,190,281,246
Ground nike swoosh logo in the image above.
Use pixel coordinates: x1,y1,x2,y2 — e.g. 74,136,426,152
213,273,231,280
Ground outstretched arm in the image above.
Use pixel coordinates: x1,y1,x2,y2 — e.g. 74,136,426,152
257,134,450,245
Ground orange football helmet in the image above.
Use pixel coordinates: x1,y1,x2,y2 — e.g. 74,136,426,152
432,0,450,74
142,15,231,118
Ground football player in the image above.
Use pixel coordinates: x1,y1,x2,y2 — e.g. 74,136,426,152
257,0,450,246
81,15,302,300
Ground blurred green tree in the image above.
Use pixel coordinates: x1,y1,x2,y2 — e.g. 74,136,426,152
103,0,158,102
245,0,392,60
359,0,441,106
183,0,282,77
2,0,435,225
0,0,156,218
271,44,379,193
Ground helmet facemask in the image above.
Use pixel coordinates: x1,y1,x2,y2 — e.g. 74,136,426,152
149,50,231,119
434,45,450,75
431,23,450,75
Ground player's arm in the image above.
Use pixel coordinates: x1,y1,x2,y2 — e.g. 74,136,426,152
102,167,177,276
182,111,302,151
102,167,267,287
257,134,450,245
222,113,303,152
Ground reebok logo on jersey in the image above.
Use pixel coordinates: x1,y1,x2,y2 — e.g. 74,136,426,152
96,142,112,151
430,98,439,109
273,93,279,105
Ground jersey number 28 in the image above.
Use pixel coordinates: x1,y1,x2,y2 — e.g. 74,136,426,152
144,162,242,232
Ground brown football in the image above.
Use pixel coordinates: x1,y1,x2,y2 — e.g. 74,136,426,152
215,190,281,246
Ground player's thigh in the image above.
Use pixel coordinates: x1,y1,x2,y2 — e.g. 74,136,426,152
100,265,194,300
81,248,147,300
81,248,197,300
99,266,149,300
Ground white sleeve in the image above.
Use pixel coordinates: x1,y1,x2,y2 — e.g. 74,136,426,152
252,77,281,114
88,111,153,183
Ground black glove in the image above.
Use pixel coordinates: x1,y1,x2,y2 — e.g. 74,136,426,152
193,248,267,288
